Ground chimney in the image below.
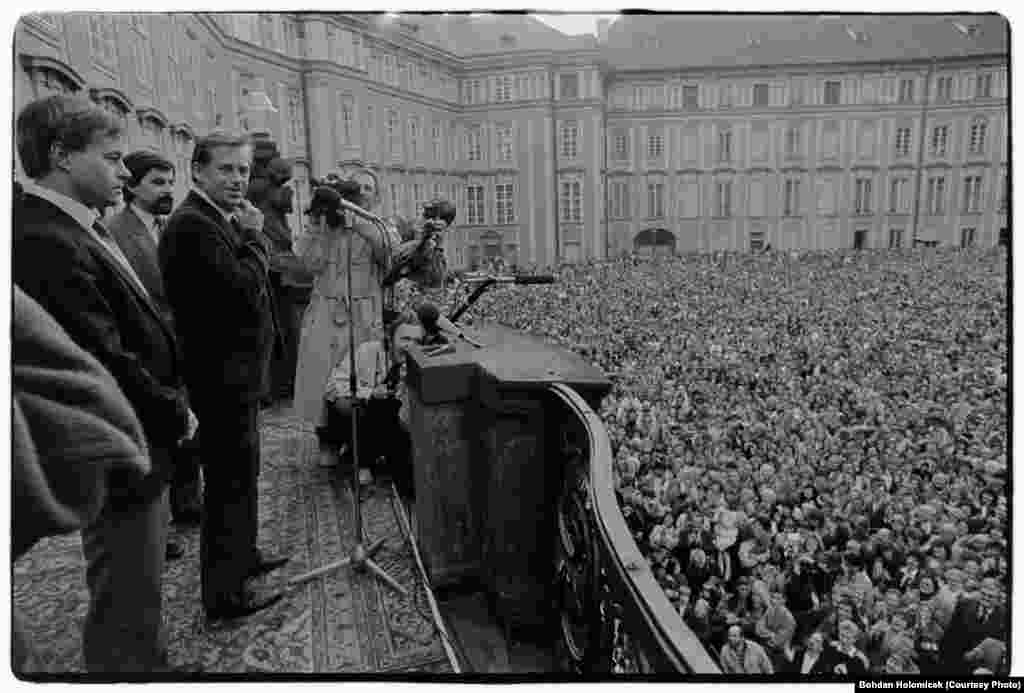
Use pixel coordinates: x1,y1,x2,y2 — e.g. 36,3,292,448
596,18,611,42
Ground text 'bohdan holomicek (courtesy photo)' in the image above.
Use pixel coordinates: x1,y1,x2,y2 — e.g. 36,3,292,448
858,682,1023,691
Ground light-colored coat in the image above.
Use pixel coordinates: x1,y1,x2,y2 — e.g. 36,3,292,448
292,220,402,426
719,639,774,674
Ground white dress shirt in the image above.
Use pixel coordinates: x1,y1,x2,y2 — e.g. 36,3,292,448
22,181,150,298
129,202,164,246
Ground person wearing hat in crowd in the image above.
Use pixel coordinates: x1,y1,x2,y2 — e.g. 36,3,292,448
107,150,202,558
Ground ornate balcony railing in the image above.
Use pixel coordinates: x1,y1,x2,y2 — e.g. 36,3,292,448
548,383,720,675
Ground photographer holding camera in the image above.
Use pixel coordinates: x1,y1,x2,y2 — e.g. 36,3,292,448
292,167,430,469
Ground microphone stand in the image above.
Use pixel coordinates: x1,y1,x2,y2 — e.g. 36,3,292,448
288,210,407,596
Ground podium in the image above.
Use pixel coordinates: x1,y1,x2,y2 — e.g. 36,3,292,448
404,325,610,633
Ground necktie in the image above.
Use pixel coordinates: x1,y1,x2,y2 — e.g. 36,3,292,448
93,220,150,298
151,216,164,245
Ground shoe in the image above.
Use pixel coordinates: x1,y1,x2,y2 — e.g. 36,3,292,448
165,541,185,561
247,554,291,580
205,591,283,621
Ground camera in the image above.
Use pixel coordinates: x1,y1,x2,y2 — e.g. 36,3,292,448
422,198,456,226
305,176,362,228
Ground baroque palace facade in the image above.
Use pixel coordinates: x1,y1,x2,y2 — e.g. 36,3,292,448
14,13,1009,268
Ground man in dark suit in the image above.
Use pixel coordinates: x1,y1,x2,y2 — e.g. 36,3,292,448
14,95,195,672
159,131,288,620
108,150,203,557
939,577,1008,674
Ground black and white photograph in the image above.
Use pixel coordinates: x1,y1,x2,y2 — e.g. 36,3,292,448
9,9,1011,679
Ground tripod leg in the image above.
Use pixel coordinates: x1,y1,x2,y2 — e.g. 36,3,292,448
287,555,354,587
364,557,410,597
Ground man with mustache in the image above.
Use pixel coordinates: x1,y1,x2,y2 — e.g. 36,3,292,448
109,151,203,557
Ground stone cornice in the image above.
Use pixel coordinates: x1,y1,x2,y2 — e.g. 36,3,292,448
19,54,86,91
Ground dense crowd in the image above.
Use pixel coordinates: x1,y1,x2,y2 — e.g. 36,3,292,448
469,247,1009,676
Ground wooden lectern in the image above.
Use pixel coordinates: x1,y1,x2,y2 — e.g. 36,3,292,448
404,325,610,633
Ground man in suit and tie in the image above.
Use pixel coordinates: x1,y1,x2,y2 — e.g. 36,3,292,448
14,95,196,672
159,131,289,620
108,150,203,559
939,577,1007,674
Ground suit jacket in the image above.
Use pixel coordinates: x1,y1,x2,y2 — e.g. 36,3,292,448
159,190,278,404
787,645,838,675
107,206,173,322
939,598,1008,672
14,193,188,500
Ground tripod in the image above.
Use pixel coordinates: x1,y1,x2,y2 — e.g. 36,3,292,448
287,211,407,597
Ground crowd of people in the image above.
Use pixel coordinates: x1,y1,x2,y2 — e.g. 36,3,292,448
470,247,1009,676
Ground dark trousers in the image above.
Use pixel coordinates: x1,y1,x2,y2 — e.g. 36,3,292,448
194,398,260,608
81,483,170,672
170,432,202,520
326,396,413,495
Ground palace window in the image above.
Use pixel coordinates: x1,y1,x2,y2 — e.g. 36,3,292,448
559,178,582,222
899,78,915,103
560,73,579,100
894,127,912,158
930,125,949,157
889,177,909,213
495,183,515,224
467,185,485,225
647,133,664,160
960,227,976,248
683,85,699,110
926,175,946,215
387,110,400,155
824,80,842,105
715,180,733,218
753,83,770,106
609,179,631,219
889,228,903,248
968,118,988,156
962,175,983,213
976,73,993,98
338,94,354,145
613,129,630,160
783,178,801,217
496,124,513,162
647,180,665,218
717,128,733,163
935,75,953,101
496,75,512,102
854,177,873,215
561,121,579,159
467,126,482,161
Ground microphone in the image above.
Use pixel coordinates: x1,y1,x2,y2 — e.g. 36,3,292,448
416,303,482,348
507,274,555,285
461,274,555,285
306,183,387,227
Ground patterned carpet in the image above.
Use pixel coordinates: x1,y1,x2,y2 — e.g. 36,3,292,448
12,403,454,675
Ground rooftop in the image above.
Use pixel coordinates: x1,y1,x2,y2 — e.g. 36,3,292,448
601,14,1009,70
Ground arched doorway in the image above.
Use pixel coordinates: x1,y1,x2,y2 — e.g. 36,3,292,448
634,228,676,258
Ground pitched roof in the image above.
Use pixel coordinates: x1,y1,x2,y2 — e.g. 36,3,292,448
368,13,596,57
602,14,1009,71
